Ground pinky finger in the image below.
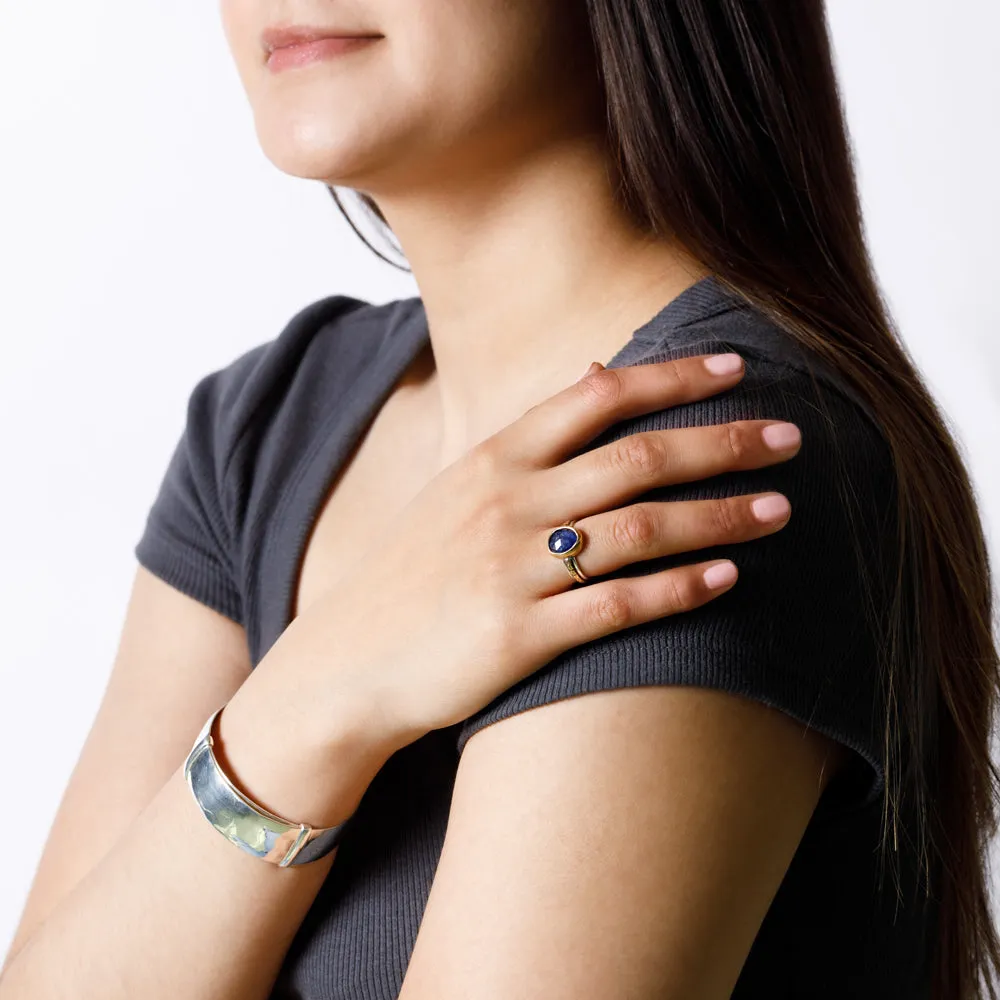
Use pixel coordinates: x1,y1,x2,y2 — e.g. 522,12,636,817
538,558,738,653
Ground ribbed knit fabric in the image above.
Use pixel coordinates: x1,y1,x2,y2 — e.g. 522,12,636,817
134,275,937,998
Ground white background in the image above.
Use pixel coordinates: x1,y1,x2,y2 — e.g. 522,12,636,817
1,0,997,960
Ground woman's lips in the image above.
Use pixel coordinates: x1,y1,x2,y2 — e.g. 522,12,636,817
266,35,381,72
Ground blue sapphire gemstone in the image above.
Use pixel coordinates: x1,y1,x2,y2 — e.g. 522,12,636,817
547,526,580,556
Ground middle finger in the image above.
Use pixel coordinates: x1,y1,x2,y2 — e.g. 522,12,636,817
531,418,802,525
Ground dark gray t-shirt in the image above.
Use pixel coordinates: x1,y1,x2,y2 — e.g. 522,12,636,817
135,274,937,997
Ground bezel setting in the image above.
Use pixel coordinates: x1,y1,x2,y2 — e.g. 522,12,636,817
547,524,583,558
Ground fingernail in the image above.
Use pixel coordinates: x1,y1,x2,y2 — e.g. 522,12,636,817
703,353,742,375
703,560,738,589
579,361,604,380
761,422,801,449
751,494,791,522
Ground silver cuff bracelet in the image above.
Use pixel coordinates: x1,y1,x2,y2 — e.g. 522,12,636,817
183,705,351,867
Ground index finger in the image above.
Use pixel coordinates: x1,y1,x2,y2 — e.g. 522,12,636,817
498,353,746,468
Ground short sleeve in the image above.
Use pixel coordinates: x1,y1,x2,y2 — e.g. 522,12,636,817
133,344,268,625
455,345,897,820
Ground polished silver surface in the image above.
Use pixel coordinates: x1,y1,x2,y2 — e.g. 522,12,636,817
183,705,348,867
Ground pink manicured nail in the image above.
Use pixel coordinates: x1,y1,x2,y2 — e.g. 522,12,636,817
703,353,742,375
751,494,791,522
703,561,737,589
761,422,801,449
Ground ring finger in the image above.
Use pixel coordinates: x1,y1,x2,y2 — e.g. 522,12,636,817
529,491,792,596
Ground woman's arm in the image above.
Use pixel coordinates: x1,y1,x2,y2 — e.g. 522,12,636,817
398,684,849,1000
0,566,398,1000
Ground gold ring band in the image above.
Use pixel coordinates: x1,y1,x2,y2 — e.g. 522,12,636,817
563,554,589,584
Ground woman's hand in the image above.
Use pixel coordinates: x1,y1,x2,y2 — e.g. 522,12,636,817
257,353,802,756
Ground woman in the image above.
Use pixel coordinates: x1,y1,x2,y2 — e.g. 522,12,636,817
1,2,996,998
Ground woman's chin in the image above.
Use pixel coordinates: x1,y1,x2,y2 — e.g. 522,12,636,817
254,127,388,186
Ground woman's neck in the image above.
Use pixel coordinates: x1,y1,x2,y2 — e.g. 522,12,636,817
372,135,710,465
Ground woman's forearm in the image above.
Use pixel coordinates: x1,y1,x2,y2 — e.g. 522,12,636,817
0,665,399,1000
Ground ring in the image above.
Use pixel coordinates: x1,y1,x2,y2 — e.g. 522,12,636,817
546,519,589,584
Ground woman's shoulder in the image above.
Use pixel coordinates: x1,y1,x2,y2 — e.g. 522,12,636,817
602,294,903,674
133,293,422,623
183,293,423,489
204,294,418,446
628,296,887,448
610,299,897,526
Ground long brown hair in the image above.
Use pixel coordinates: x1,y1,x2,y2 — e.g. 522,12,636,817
326,2,1000,995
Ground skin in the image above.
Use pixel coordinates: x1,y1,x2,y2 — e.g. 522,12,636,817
219,0,714,459
0,3,849,999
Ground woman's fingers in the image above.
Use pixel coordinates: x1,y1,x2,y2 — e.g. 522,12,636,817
494,352,747,467
533,556,740,657
528,417,802,526
529,492,790,596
